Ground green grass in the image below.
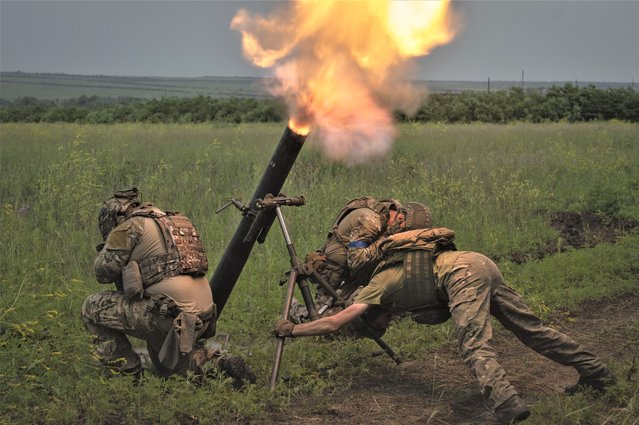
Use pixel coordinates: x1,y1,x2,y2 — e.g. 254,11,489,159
0,121,638,424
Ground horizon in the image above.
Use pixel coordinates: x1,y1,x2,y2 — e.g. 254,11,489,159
1,1,637,83
1,70,635,85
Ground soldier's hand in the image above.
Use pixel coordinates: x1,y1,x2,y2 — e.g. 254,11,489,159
274,319,295,338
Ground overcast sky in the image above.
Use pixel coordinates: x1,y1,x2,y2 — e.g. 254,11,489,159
1,0,637,82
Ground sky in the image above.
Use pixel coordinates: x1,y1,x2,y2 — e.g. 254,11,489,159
0,0,637,82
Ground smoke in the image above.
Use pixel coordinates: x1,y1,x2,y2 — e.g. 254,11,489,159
231,0,455,165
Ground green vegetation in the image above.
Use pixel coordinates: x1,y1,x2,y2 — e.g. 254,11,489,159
2,84,638,124
1,122,638,424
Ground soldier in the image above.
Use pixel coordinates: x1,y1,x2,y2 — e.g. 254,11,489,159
275,202,615,424
290,197,407,325
81,188,255,387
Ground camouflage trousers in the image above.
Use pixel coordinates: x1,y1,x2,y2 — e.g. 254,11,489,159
81,290,218,378
440,252,606,409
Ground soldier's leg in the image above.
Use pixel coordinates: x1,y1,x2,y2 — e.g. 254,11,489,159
81,290,168,374
444,253,519,409
488,262,607,378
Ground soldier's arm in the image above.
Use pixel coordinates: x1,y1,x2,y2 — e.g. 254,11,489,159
94,220,139,283
346,212,384,273
291,303,370,336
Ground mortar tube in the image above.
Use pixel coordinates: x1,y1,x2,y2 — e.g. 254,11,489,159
210,126,307,315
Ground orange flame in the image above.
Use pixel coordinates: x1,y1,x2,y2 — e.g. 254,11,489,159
232,0,458,164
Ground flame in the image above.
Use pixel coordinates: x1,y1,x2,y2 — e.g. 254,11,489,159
232,0,458,164
288,118,310,136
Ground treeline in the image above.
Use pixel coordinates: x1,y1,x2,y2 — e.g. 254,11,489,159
0,95,287,124
1,84,637,124
405,85,639,123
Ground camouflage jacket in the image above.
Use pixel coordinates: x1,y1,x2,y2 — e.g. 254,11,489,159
315,207,386,288
94,215,158,284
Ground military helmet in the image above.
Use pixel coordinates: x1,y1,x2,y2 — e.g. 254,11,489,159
98,188,141,239
380,198,401,211
401,202,432,231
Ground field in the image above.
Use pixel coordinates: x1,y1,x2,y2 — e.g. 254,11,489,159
2,72,634,100
1,121,638,424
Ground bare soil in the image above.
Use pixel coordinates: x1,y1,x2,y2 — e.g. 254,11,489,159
504,211,638,264
266,293,639,425
266,212,639,424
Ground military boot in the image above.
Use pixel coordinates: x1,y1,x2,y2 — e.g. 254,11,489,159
494,396,531,424
218,355,257,389
565,367,617,395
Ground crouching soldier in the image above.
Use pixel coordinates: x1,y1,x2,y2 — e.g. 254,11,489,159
275,203,615,424
82,188,255,387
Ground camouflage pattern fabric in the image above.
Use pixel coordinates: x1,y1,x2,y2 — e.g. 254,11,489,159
437,251,607,409
94,218,146,284
88,205,215,378
81,290,216,377
291,207,389,325
353,250,608,409
141,211,208,283
343,208,386,278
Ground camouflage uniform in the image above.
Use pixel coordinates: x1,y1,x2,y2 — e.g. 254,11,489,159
82,290,215,377
291,205,391,323
82,205,217,378
355,250,609,409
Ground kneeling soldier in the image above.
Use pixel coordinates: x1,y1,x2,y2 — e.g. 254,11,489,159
82,188,254,387
275,202,615,424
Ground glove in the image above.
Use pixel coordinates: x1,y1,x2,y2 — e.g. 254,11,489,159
95,242,105,252
274,319,295,338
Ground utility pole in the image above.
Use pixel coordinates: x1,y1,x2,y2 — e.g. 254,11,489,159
521,70,524,89
488,77,491,93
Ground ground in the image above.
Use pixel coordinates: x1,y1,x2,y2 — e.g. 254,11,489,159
266,293,639,425
266,211,639,424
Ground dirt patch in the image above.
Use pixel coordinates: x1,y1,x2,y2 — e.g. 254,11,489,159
266,293,639,424
548,211,638,249
505,211,638,264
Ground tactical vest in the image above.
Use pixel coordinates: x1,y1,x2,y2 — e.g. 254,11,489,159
315,197,398,288
130,205,209,287
328,197,395,245
378,228,457,324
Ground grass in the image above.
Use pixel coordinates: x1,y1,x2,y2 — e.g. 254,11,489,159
0,121,638,424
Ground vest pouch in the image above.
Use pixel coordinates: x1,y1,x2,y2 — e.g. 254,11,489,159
411,306,451,325
122,260,144,299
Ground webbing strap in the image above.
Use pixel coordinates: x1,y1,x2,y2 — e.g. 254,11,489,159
402,250,437,310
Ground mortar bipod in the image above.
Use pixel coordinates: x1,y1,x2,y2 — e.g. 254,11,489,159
266,194,320,390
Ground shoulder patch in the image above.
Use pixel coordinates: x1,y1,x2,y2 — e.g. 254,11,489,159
105,221,134,250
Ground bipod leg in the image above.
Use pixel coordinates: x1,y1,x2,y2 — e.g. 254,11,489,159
269,267,298,390
356,321,403,365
